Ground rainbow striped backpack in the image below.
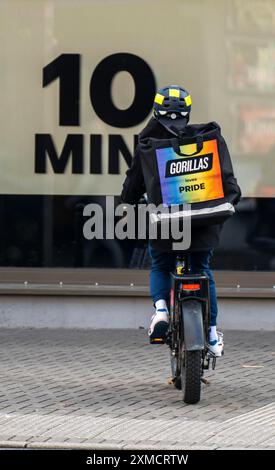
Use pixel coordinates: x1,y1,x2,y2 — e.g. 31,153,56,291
139,120,239,227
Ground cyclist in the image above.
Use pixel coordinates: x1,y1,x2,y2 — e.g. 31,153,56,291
120,85,241,357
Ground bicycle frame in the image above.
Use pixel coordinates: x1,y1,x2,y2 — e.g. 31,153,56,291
149,252,218,402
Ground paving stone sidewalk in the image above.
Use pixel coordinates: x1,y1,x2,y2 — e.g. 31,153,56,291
0,328,274,449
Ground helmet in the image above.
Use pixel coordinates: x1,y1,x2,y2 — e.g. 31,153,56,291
153,85,192,132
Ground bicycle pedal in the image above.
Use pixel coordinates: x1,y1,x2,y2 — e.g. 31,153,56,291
150,337,165,345
212,356,216,370
206,350,217,369
203,359,210,370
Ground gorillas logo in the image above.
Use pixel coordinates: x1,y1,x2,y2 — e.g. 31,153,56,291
165,154,213,178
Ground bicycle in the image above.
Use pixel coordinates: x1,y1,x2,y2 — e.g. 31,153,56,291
150,253,218,404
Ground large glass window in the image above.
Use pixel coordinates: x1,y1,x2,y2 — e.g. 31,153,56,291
0,1,275,272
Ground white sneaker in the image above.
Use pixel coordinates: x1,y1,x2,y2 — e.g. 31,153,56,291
208,331,224,357
148,309,169,339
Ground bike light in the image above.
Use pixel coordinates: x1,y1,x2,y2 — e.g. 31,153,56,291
181,283,200,291
150,338,165,344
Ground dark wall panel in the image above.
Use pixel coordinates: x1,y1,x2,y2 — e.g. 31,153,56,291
0,196,273,271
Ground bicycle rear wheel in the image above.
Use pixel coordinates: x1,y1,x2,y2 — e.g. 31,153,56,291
181,349,201,404
180,299,203,404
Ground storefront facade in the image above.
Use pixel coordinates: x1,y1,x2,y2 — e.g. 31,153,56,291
1,0,275,297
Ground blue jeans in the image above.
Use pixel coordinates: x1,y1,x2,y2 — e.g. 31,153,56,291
149,245,218,326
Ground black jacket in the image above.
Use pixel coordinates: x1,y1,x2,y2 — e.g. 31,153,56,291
121,117,241,252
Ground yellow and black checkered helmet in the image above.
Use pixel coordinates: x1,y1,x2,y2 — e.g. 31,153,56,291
153,85,192,122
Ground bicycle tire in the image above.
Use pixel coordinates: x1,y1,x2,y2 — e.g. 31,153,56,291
181,349,201,404
180,300,203,404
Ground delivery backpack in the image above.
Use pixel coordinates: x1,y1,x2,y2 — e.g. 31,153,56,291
139,121,236,228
